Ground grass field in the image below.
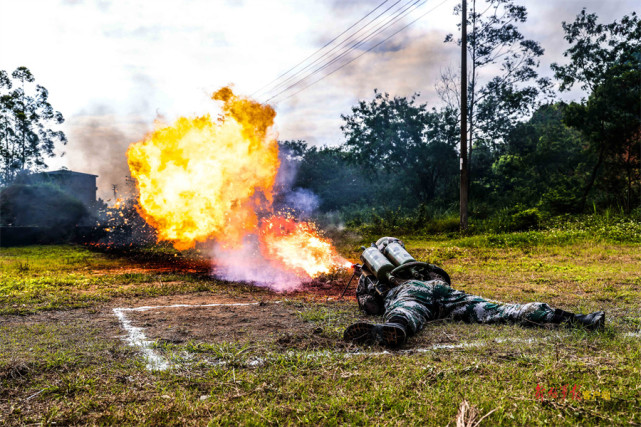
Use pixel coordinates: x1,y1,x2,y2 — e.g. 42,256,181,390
1,228,640,425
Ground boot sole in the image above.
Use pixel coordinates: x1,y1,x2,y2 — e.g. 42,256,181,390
569,311,606,331
343,322,377,344
379,324,406,347
343,322,406,347
589,312,605,331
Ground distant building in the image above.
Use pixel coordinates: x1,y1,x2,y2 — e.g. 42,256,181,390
26,170,98,208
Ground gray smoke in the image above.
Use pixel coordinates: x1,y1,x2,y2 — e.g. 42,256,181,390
65,108,150,203
274,142,320,217
284,188,319,217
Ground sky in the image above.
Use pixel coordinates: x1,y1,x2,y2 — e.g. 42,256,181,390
0,0,637,200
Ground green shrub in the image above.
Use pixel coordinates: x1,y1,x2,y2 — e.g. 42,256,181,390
510,208,542,231
422,216,460,234
0,184,91,241
540,186,582,214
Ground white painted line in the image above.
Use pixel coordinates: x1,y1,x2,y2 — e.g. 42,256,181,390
112,301,278,371
113,307,170,371
114,301,619,371
347,336,545,357
117,302,263,313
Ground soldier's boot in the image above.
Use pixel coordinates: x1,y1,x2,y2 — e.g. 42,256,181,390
344,319,407,347
572,311,605,331
552,309,605,331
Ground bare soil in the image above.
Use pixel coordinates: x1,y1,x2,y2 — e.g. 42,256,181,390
128,301,324,347
0,292,356,352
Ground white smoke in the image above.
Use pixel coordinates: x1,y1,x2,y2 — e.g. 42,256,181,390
211,235,302,292
284,188,319,218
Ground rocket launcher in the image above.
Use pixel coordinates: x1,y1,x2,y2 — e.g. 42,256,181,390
339,236,451,299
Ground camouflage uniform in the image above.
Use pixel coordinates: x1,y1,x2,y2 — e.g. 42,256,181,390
359,278,558,336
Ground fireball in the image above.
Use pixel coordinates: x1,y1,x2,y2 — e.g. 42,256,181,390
258,215,345,278
127,87,279,250
127,86,348,279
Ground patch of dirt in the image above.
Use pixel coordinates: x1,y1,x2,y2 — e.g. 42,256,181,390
127,301,347,350
0,294,354,352
275,331,353,351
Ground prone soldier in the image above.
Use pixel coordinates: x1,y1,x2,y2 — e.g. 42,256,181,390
344,237,605,347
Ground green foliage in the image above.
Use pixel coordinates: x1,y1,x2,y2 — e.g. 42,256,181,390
345,205,460,236
488,103,590,214
553,11,641,212
551,10,640,92
509,208,542,231
340,91,459,206
0,67,66,185
539,184,583,215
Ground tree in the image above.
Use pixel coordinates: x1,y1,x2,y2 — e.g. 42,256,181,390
0,67,67,185
340,90,459,206
564,65,640,212
490,103,591,213
551,10,640,92
552,11,641,212
440,0,551,181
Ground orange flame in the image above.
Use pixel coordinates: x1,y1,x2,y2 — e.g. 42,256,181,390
258,215,345,278
126,87,347,279
127,87,279,250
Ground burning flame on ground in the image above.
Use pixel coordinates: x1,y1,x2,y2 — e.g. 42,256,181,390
258,215,348,277
127,86,347,282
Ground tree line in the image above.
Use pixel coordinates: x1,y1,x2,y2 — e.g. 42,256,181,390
281,5,640,222
0,67,66,185
1,3,639,228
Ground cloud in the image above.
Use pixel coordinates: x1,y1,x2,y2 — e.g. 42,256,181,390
272,25,456,145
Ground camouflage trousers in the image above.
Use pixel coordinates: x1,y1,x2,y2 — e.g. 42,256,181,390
384,280,557,335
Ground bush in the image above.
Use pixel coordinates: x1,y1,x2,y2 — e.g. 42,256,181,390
540,186,582,214
510,208,542,231
0,184,91,240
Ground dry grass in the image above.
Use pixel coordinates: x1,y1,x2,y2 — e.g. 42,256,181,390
1,233,640,425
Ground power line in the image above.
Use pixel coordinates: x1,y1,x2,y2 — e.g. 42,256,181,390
250,0,392,98
263,0,426,101
257,0,409,98
265,0,432,103
264,0,426,103
268,0,451,104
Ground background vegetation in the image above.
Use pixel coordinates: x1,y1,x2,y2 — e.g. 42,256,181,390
279,7,640,232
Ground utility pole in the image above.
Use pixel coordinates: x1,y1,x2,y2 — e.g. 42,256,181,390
460,0,469,231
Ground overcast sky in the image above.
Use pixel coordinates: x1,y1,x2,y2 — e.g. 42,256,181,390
0,0,636,199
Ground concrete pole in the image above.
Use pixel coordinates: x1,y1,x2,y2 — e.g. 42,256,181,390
460,0,469,231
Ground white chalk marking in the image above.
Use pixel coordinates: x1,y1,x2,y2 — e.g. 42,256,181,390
113,308,170,371
25,389,45,401
118,302,263,313
114,302,629,371
112,302,272,371
346,337,544,357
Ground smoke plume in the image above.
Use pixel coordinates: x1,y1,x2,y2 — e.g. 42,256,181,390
65,107,150,203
